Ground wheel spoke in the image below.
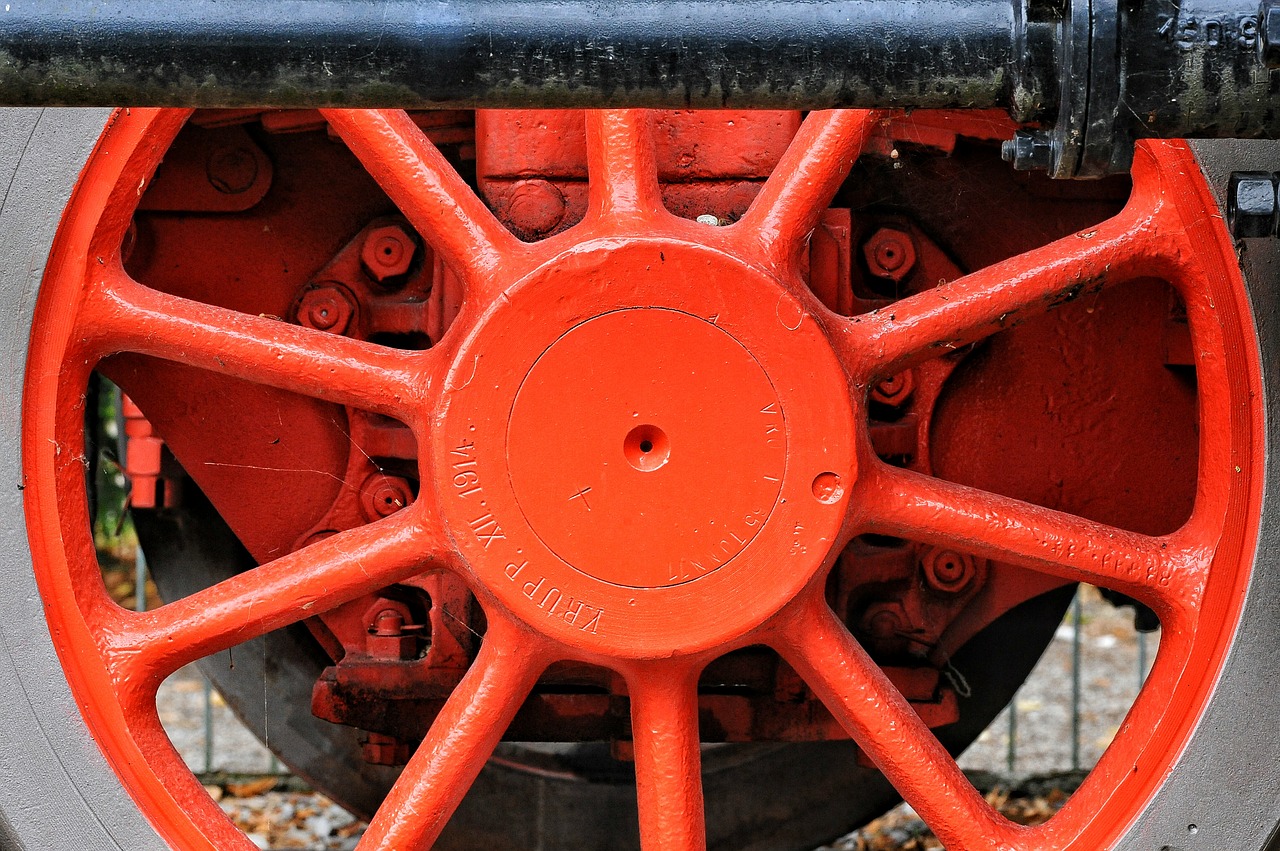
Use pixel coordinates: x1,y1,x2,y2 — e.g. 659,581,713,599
834,204,1161,384
585,110,664,224
774,597,1022,848
104,508,443,681
859,462,1208,615
81,269,430,424
322,109,530,299
357,618,549,851
629,665,706,851
736,110,881,270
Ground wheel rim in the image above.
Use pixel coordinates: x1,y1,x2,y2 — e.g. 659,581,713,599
21,107,1263,850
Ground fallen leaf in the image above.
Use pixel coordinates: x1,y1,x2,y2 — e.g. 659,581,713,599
227,777,278,798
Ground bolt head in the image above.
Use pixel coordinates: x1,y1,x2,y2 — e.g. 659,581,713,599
360,474,414,521
871,370,915,406
372,609,406,637
860,602,908,641
296,286,356,335
867,610,900,639
1228,172,1278,238
361,224,417,282
863,227,917,282
920,547,980,594
205,146,259,195
508,179,567,236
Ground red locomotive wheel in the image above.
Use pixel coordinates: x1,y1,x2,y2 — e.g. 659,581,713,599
1,106,1277,850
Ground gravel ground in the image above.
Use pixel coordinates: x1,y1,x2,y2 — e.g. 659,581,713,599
158,586,1153,849
957,585,1156,776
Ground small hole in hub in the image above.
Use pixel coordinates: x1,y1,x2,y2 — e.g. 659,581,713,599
625,425,669,471
811,472,845,504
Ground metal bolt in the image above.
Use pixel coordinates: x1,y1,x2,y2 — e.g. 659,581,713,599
860,602,907,640
360,474,414,521
1228,172,1279,238
365,599,418,660
1001,129,1055,172
863,227,917,282
373,608,405,637
867,609,900,639
296,285,356,335
871,370,915,406
205,146,260,195
696,214,721,226
508,179,567,236
361,224,418,282
920,547,979,594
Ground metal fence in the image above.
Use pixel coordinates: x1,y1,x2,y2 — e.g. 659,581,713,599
996,592,1152,776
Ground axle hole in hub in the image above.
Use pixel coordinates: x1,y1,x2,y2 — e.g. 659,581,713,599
624,424,670,472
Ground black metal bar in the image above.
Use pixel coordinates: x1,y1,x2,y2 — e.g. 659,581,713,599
0,0,1054,114
0,0,1276,176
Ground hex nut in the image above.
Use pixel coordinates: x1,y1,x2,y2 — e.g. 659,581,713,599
359,474,414,521
296,285,356,335
920,547,978,594
871,370,915,406
1228,172,1279,238
1001,130,1054,172
361,224,418,282
362,733,411,766
863,227,917,282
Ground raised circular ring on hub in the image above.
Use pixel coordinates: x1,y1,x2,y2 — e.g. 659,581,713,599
508,308,786,589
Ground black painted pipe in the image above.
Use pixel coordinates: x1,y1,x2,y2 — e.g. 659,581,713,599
0,0,1056,113
0,0,1274,176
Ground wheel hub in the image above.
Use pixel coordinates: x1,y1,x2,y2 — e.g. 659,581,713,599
433,239,857,657
509,307,786,588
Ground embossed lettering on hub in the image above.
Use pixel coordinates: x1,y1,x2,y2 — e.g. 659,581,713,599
669,508,768,583
761,401,783,450
451,440,483,498
452,441,506,548
451,435,604,633
505,560,604,634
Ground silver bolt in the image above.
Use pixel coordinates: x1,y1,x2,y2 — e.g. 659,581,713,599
696,214,720,226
